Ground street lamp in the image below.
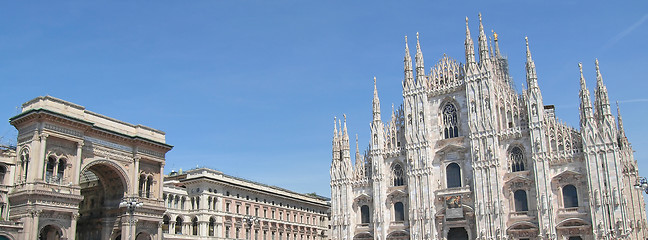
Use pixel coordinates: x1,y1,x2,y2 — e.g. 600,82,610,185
634,177,648,194
120,197,143,240
244,215,259,240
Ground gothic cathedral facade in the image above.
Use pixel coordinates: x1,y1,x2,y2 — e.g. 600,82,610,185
329,15,648,240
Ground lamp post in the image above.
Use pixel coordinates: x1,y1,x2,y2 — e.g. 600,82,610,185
634,177,648,194
244,215,259,240
120,197,143,240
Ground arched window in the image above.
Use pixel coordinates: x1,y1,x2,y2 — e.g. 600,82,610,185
57,159,66,183
392,164,405,186
192,217,198,235
442,103,459,139
20,149,30,182
0,165,6,184
509,147,525,172
209,217,216,236
563,185,579,208
146,176,153,198
139,175,146,197
360,205,370,224
162,215,170,233
446,163,461,188
394,202,405,222
514,190,529,212
45,156,56,183
175,217,183,234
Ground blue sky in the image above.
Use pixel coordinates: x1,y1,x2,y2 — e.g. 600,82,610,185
0,1,646,197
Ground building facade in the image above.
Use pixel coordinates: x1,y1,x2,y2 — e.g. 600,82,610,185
3,96,172,240
329,15,648,240
0,96,331,240
160,168,330,240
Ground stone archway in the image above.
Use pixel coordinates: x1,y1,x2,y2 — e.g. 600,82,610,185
39,224,63,240
136,232,152,240
76,161,129,240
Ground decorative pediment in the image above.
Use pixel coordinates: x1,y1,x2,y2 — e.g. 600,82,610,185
434,143,467,156
353,232,373,240
352,193,372,208
552,170,583,184
504,174,534,191
386,189,408,205
506,221,539,238
556,218,590,228
386,230,409,239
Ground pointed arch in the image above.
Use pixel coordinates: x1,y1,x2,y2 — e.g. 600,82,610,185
392,163,405,186
441,102,459,139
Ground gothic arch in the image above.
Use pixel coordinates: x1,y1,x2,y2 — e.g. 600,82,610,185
439,98,460,139
79,158,131,194
390,161,406,186
507,144,527,172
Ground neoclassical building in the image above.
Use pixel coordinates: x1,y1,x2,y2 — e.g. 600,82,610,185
0,96,331,240
4,96,172,240
160,168,330,240
329,15,648,240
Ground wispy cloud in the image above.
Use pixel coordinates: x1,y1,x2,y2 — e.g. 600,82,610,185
618,98,648,103
603,14,648,49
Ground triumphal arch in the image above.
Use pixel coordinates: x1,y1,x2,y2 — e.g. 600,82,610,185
8,96,172,240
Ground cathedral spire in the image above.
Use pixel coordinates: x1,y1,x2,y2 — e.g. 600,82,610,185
355,134,361,162
478,13,489,62
579,63,594,126
333,116,338,140
617,101,629,148
465,17,476,66
373,77,381,122
415,32,426,86
492,30,501,58
525,37,538,89
343,114,349,142
404,36,414,89
594,59,614,122
617,102,626,137
332,117,340,162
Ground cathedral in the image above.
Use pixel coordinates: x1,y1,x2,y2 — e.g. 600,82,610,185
329,14,648,240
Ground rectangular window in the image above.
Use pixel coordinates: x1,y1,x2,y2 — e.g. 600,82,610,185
237,205,240,214
264,209,267,218
255,208,259,216
226,226,230,238
226,203,230,212
246,206,250,215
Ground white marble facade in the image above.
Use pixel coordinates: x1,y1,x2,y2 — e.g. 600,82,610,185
161,168,330,240
329,15,648,240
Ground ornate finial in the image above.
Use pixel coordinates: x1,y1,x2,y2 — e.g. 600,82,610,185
416,32,419,40
405,35,408,44
343,114,347,123
595,58,600,72
525,36,529,48
374,76,376,85
579,62,583,76
493,30,498,41
479,12,482,22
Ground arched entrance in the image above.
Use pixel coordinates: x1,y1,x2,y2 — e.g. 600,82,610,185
135,232,151,240
76,161,129,240
39,225,62,240
447,227,468,240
